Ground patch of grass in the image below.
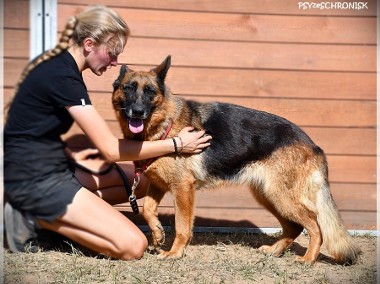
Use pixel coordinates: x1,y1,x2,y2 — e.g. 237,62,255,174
4,232,377,284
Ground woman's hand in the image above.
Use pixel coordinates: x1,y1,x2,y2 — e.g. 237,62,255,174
176,127,212,154
65,147,113,174
66,148,101,162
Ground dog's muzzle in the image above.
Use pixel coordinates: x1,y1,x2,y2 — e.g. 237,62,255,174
122,107,147,134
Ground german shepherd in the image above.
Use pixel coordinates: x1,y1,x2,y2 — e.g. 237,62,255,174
112,56,361,264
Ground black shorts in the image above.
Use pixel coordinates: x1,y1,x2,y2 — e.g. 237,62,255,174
4,168,83,223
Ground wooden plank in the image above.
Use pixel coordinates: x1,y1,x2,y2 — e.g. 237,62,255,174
328,156,376,183
4,29,30,58
5,62,377,102
120,38,376,72
331,183,376,211
180,95,376,128
4,88,16,107
81,91,375,128
159,68,377,101
4,0,29,29
3,59,28,88
58,0,377,16
305,127,376,156
44,36,375,72
81,66,377,101
58,5,376,44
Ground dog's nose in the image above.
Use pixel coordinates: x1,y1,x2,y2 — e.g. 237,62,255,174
131,105,145,118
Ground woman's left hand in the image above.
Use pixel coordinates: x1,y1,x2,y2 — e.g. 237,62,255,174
71,148,100,161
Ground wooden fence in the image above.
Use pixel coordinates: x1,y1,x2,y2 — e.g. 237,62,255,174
4,0,377,230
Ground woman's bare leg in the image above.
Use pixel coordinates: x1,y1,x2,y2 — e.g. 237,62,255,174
39,188,148,260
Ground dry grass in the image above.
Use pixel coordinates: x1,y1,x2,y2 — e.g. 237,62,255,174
4,231,377,284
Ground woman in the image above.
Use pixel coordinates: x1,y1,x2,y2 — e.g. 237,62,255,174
4,6,211,260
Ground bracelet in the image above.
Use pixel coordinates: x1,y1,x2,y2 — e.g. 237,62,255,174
176,136,183,153
172,137,179,154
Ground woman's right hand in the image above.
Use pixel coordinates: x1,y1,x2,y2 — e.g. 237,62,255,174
176,127,212,154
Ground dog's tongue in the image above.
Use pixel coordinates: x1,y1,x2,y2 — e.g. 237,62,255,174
129,118,144,133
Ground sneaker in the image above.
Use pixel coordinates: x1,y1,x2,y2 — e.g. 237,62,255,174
4,202,38,253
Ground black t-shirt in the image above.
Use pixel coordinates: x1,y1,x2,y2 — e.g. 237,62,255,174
4,50,92,181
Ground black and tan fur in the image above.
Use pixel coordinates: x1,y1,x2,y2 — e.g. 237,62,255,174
112,56,361,264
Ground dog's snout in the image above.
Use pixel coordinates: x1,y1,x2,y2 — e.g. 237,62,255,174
131,104,146,118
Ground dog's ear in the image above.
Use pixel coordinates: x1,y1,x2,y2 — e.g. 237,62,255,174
113,65,133,91
151,55,171,82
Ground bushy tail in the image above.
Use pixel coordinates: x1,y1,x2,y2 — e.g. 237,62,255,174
316,181,362,264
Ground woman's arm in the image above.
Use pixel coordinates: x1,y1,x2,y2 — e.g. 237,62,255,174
66,105,211,162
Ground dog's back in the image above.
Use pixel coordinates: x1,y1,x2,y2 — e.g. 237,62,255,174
181,99,319,178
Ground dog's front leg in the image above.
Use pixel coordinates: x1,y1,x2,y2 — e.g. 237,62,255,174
158,183,196,259
142,186,166,252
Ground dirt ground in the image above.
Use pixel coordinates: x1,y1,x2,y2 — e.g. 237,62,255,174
3,230,377,284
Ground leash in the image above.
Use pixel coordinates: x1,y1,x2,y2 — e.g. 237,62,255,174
131,119,174,206
113,163,139,214
69,159,139,214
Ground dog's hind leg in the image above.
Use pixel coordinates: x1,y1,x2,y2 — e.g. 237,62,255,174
250,184,303,257
142,186,166,250
259,208,322,264
258,211,303,257
256,188,322,263
158,181,196,259
256,193,322,263
293,212,322,264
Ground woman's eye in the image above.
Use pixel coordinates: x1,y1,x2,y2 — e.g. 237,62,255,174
108,51,118,60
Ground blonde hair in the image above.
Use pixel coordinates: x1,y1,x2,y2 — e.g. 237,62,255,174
5,5,129,114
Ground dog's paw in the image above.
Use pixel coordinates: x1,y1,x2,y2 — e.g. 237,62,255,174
157,250,183,260
258,245,273,254
294,255,315,265
146,245,163,255
258,245,282,257
151,223,166,247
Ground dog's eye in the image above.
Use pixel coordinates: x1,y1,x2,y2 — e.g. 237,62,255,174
144,85,156,97
123,83,136,93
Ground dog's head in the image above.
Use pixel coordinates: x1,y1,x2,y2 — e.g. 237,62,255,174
112,55,171,134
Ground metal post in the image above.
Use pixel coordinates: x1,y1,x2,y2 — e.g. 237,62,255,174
30,0,57,60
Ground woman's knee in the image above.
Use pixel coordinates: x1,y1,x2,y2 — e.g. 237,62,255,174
114,232,148,260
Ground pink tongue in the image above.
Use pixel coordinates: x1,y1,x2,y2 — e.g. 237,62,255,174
129,118,144,133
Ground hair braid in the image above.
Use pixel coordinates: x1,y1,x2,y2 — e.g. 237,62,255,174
5,16,77,116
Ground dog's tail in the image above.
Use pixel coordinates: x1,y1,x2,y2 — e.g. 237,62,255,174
312,162,362,264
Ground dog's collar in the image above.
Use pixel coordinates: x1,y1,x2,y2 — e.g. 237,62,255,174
150,118,174,141
160,118,173,141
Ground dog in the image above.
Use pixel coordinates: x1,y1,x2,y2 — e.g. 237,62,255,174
111,55,361,264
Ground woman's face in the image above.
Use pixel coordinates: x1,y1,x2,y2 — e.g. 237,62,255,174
87,42,119,76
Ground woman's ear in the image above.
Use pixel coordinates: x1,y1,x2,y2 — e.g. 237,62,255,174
83,38,95,52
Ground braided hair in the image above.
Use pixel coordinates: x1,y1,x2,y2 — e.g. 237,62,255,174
5,5,129,115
